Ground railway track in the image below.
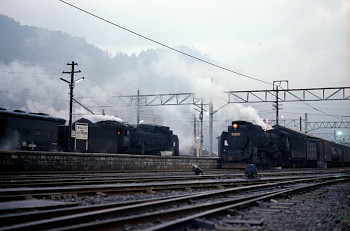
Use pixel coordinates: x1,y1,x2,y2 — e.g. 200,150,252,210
0,172,349,231
0,173,342,202
0,168,345,188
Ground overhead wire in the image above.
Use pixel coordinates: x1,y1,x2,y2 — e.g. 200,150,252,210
58,0,272,86
4,2,348,124
275,81,342,120
56,0,349,121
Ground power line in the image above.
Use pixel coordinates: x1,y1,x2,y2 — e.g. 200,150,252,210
58,0,271,86
57,0,346,119
4,2,346,121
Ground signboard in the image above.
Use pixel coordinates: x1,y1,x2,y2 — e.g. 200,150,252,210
75,123,88,140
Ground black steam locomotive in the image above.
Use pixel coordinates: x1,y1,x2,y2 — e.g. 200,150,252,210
58,118,179,155
219,120,350,168
0,109,179,156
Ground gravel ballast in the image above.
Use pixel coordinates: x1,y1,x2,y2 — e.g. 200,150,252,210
210,182,350,231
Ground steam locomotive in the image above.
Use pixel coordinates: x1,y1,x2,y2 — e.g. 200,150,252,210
0,109,179,156
58,118,179,155
219,120,350,168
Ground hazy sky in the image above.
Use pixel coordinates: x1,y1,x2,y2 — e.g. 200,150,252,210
1,0,350,146
1,0,349,87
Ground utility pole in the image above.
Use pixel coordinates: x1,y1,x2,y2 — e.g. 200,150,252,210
272,80,287,126
199,99,204,157
209,78,214,157
275,86,279,125
137,90,140,125
305,113,308,133
193,114,197,157
61,61,81,151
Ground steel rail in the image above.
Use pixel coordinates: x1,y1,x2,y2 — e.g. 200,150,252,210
0,174,347,231
0,174,340,201
147,177,350,231
0,174,243,188
3,169,339,188
0,193,190,227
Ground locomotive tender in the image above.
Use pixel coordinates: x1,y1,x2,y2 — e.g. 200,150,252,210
0,108,66,151
0,109,179,156
219,120,350,168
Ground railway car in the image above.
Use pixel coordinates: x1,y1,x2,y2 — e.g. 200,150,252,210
329,141,349,166
272,126,350,167
219,120,350,168
0,109,65,151
344,145,350,163
273,125,324,167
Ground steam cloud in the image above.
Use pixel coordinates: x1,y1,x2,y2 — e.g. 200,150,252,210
1,50,269,155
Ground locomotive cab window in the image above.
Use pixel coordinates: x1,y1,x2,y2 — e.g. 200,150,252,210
35,129,42,137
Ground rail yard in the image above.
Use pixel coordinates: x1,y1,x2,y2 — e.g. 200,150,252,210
1,2,349,230
1,111,349,230
0,168,349,231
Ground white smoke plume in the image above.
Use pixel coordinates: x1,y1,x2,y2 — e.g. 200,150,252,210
81,114,123,123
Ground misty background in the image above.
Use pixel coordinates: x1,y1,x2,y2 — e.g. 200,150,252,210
0,1,349,154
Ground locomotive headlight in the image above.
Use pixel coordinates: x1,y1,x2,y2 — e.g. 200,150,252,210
232,123,239,130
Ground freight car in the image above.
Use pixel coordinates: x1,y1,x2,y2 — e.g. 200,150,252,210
0,108,65,151
219,120,350,168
